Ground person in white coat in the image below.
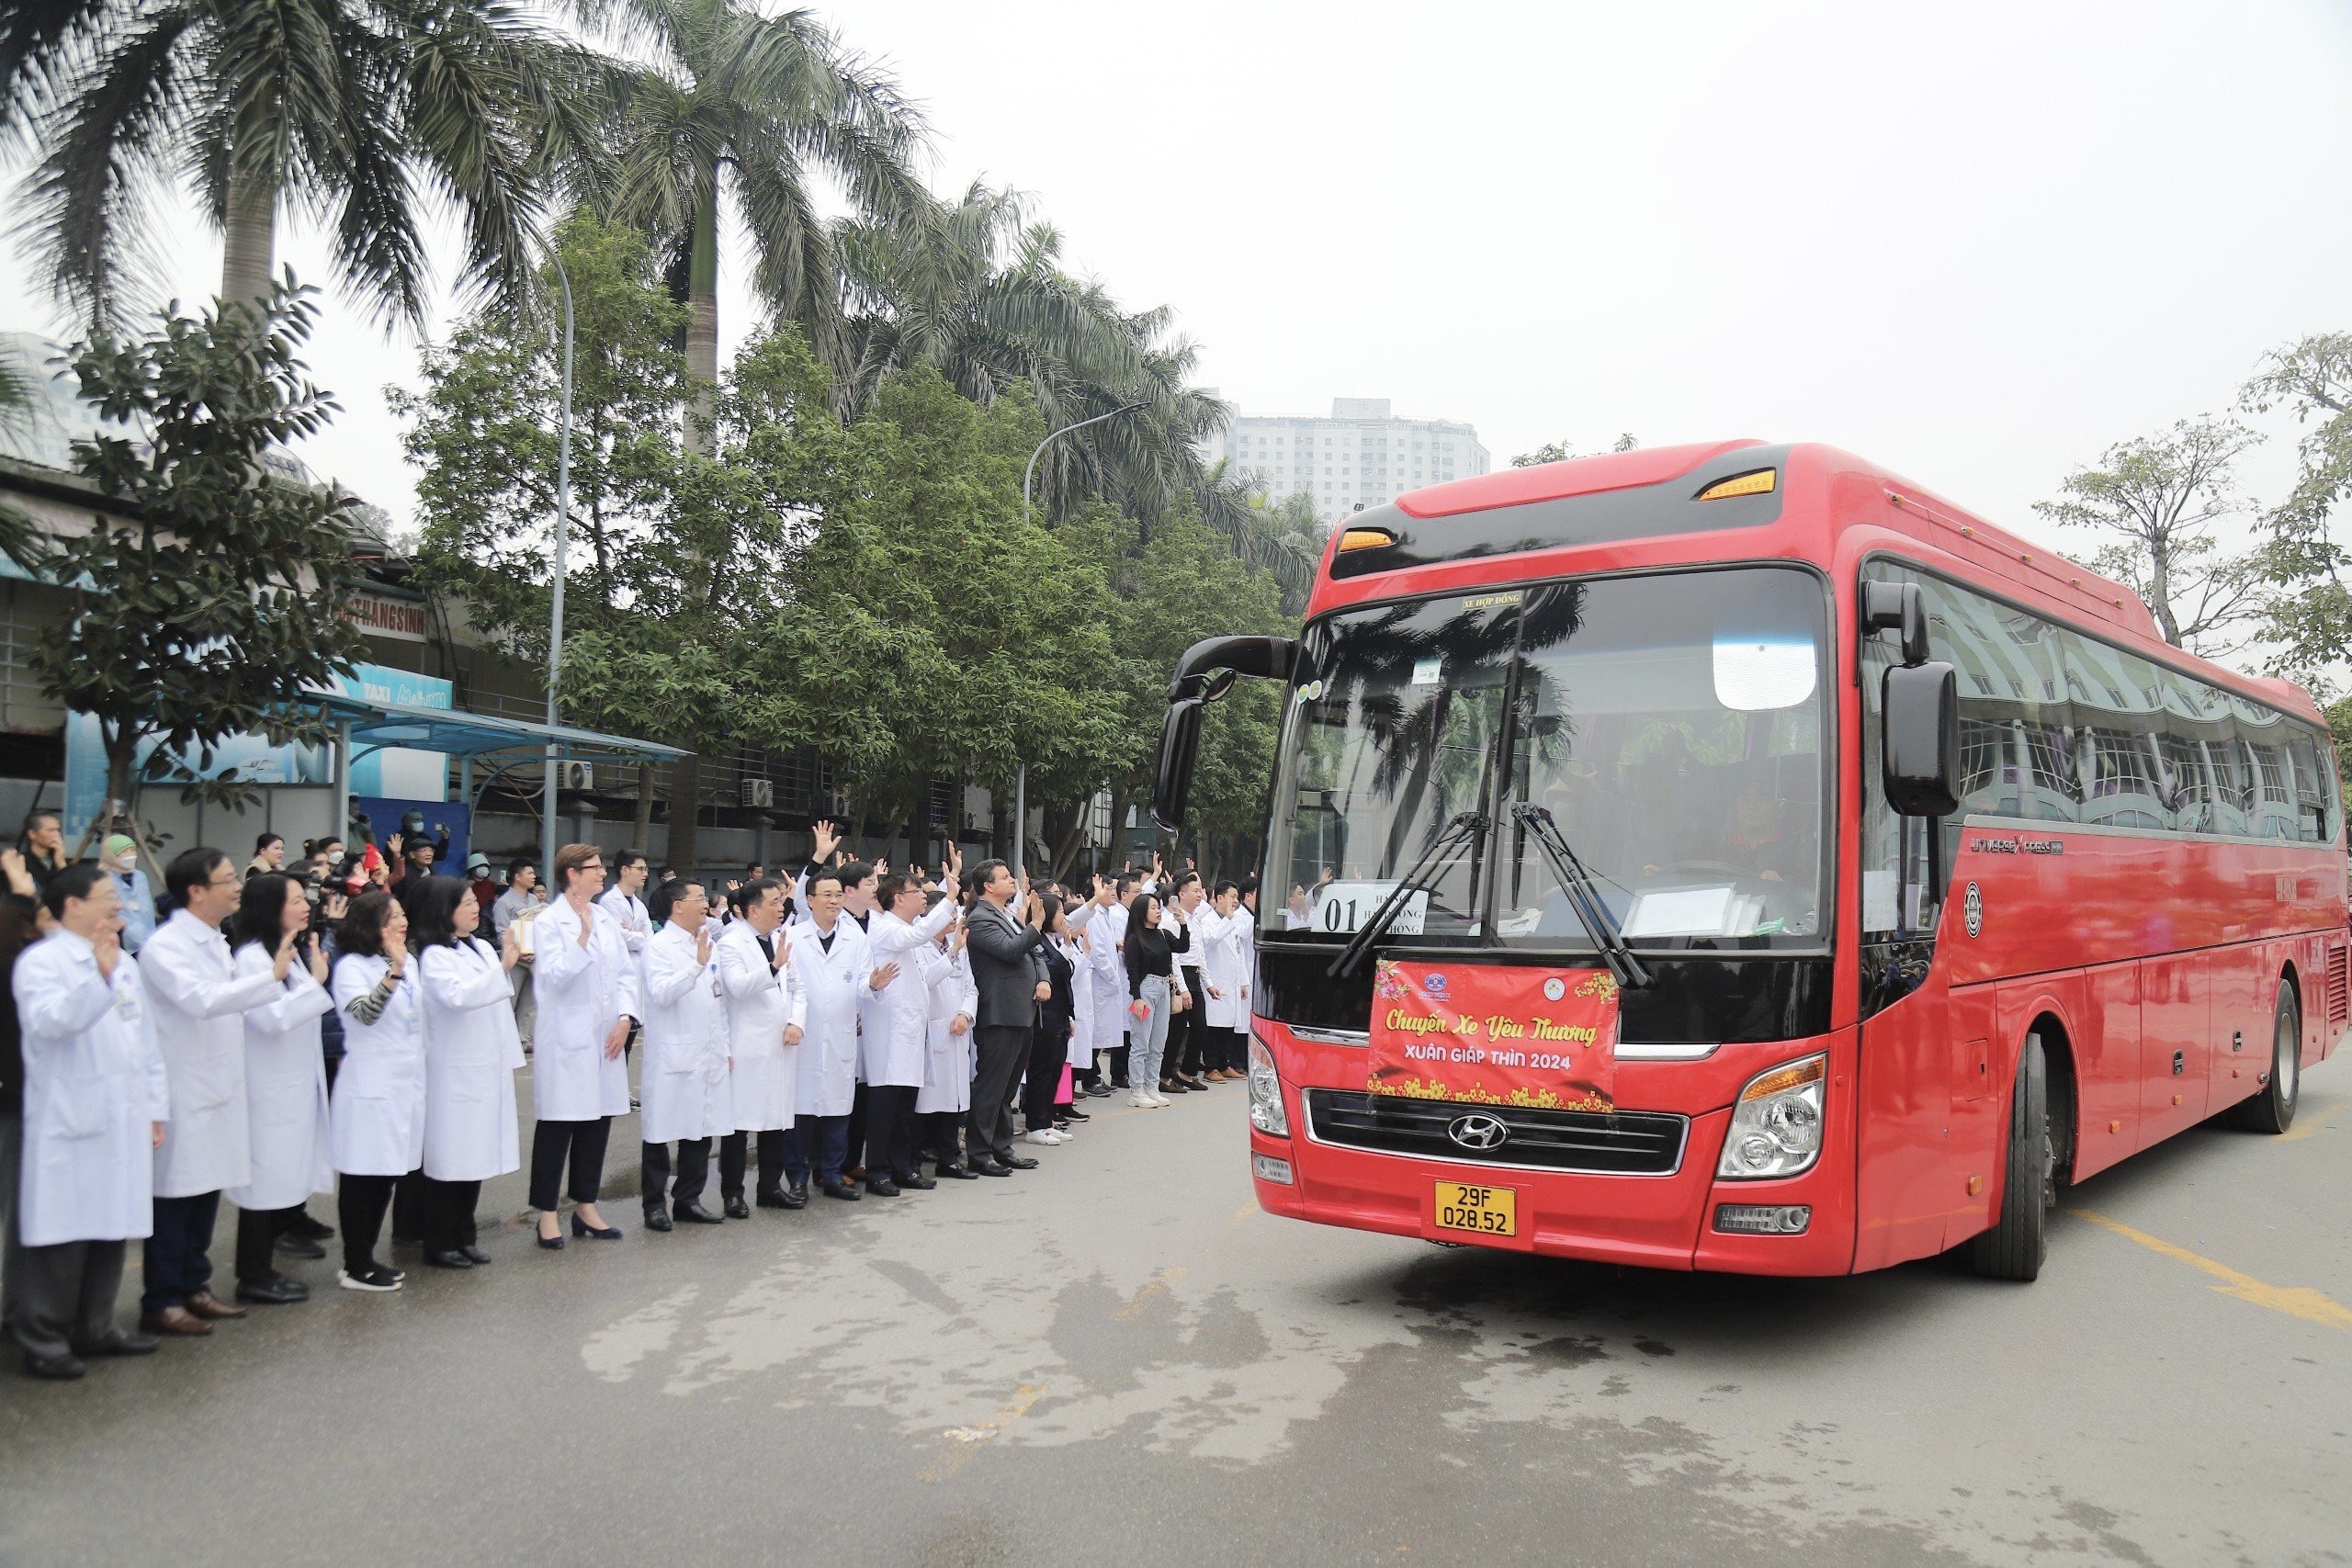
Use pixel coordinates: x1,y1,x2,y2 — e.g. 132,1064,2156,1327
1195,880,1251,1081
7,865,168,1378
407,876,526,1269
786,870,888,1201
917,899,977,1177
639,878,733,1230
594,850,652,1103
1064,875,1125,1097
223,874,334,1308
714,877,804,1214
528,843,640,1247
860,870,958,1194
328,889,424,1292
139,847,298,1336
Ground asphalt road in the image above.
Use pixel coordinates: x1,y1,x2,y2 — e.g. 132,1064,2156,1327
4,1062,2348,1568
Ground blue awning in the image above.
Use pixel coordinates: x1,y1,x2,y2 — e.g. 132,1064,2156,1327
306,692,687,765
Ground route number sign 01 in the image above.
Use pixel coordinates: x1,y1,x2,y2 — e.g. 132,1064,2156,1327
1312,880,1428,936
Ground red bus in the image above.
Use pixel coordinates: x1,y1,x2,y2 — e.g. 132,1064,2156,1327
1152,440,2346,1280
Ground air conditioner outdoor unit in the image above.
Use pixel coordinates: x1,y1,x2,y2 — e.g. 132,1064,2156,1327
560,761,597,792
741,777,775,808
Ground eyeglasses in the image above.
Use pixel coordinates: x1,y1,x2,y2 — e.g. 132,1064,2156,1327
205,874,240,888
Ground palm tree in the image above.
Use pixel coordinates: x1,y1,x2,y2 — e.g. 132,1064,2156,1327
604,0,928,447
3,0,610,327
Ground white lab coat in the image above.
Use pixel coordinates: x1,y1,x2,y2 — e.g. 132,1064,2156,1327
1068,899,1130,1053
641,920,734,1142
529,897,639,1122
1194,906,1248,1032
717,920,803,1133
1059,936,1095,1068
13,931,167,1246
330,953,426,1177
789,917,871,1117
141,908,283,1198
417,939,525,1181
594,886,652,996
223,942,334,1212
918,944,978,1115
1234,904,1258,1018
860,900,957,1089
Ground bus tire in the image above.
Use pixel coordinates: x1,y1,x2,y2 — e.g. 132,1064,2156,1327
2233,980,2301,1134
1970,1034,2050,1282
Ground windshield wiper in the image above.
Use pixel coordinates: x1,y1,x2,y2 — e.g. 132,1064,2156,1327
1510,803,1654,991
1327,810,1490,980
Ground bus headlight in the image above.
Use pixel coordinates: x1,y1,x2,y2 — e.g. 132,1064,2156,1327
1716,1054,1826,1179
1248,1034,1289,1137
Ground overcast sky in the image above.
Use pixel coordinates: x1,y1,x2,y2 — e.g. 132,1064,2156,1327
4,0,2347,557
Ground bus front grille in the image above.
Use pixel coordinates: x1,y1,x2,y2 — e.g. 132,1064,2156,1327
1301,1090,1688,1176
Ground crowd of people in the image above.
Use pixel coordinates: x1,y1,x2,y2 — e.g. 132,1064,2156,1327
0,808,1260,1380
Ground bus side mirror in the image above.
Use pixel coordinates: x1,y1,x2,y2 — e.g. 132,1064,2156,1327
1882,660,1961,818
1152,697,1206,832
1861,581,1929,667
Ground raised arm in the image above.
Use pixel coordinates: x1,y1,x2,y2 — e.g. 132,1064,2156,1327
235,942,334,1032
419,942,520,1011
643,931,707,1006
142,933,285,1020
12,943,116,1040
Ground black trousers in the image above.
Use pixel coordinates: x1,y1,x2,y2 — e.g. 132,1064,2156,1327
1208,1026,1249,1075
844,1081,869,1174
390,1168,426,1242
918,1111,964,1166
233,1202,300,1285
528,1116,613,1211
1168,970,1208,1078
785,1116,850,1185
864,1085,918,1180
643,1138,712,1213
968,1023,1030,1162
142,1191,220,1311
420,1177,481,1253
718,1129,786,1199
338,1173,397,1274
1108,1043,1132,1088
1023,1025,1067,1131
6,1237,126,1359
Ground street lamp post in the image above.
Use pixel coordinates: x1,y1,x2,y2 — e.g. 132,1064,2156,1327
541,255,575,883
1011,400,1147,881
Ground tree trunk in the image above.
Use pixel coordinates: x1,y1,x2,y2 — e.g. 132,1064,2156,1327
632,761,655,853
668,756,702,874
662,186,723,873
220,163,277,310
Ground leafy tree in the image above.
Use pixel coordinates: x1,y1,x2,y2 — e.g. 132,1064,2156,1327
1510,432,1638,467
2243,333,2352,688
4,0,608,326
30,278,367,828
2030,417,2263,653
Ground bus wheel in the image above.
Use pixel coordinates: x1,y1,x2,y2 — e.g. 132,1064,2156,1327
2232,980,2301,1134
1970,1034,2050,1282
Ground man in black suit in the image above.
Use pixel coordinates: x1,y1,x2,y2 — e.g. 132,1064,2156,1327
961,859,1047,1176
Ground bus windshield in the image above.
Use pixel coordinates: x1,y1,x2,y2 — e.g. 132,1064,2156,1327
1265,566,1832,953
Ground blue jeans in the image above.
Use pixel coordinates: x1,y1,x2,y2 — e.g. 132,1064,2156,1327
143,1190,220,1311
1130,976,1171,1092
785,1115,850,1186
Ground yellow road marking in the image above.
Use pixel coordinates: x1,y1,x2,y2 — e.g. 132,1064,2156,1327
923,1383,1046,1482
1226,1201,1258,1227
2069,1209,2352,1332
1114,1266,1187,1320
2277,1103,2344,1143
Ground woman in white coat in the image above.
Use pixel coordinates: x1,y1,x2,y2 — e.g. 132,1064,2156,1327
328,890,424,1292
407,876,525,1269
860,872,958,1194
714,877,802,1214
917,897,977,1177
528,843,639,1247
639,877,733,1229
223,874,334,1307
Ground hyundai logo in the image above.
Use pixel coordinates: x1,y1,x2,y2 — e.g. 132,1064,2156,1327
1447,1113,1509,1152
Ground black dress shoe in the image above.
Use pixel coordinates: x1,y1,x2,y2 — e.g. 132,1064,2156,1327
935,1163,980,1180
1061,1106,1091,1122
755,1188,791,1209
1086,1081,1114,1098
274,1233,327,1260
424,1248,475,1269
895,1171,938,1190
1002,1154,1039,1170
674,1203,724,1225
570,1213,623,1240
1178,1075,1209,1092
285,1211,335,1241
642,1208,674,1233
864,1177,902,1197
820,1179,862,1201
724,1195,751,1219
23,1350,85,1381
459,1246,492,1265
1161,1079,1190,1094
74,1331,159,1358
967,1156,1011,1178
786,1180,810,1207
235,1275,311,1304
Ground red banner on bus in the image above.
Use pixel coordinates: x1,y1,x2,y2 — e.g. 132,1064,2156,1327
1366,960,1620,1111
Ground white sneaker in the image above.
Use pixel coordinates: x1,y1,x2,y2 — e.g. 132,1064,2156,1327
1129,1091,1153,1109
1024,1128,1060,1145
1149,1091,1172,1108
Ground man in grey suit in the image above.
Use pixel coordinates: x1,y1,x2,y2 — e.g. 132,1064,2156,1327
962,859,1048,1176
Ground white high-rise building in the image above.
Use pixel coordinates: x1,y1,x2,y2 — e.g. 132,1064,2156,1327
1199,397,1490,525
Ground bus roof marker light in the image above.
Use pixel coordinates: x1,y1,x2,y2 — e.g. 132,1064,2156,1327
1696,468,1776,502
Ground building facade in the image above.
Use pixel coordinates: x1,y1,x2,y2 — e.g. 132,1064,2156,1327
1196,397,1490,525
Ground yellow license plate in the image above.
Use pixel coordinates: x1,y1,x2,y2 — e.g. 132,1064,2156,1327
1433,1181,1517,1237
